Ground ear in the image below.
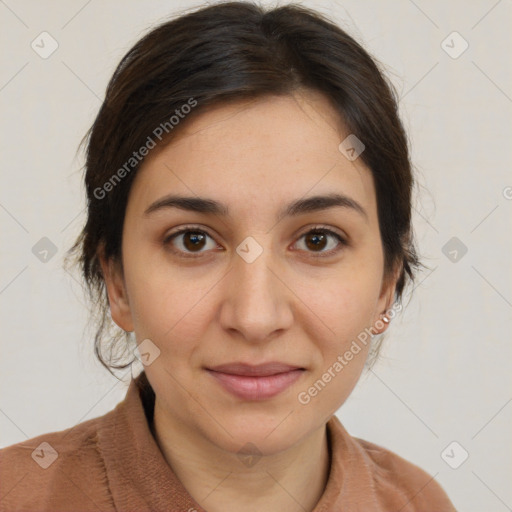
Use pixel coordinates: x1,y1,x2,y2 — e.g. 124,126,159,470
372,263,401,335
99,249,134,332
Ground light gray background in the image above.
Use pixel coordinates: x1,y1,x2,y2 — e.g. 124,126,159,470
1,1,511,510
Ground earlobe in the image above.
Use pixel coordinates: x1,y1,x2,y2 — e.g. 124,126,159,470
374,264,401,335
99,252,134,332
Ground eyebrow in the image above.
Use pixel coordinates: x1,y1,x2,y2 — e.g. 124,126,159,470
144,192,368,221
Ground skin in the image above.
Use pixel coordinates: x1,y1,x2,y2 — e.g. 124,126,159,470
101,89,399,512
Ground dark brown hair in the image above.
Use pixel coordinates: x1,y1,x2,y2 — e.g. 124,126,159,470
67,1,420,376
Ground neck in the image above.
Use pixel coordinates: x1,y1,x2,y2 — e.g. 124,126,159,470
152,401,330,512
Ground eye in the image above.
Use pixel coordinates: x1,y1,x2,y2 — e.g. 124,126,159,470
164,225,347,259
164,227,219,257
293,226,347,256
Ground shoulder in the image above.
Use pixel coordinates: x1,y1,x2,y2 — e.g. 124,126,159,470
0,412,115,511
352,435,457,511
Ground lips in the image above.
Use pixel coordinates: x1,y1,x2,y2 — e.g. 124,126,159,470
208,362,303,376
205,362,305,400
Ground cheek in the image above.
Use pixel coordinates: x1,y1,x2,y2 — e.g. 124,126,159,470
295,280,377,411
298,267,381,344
123,250,219,355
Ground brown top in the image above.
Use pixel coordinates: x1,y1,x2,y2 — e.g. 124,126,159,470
0,372,456,511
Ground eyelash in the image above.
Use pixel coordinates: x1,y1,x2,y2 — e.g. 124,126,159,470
163,224,347,259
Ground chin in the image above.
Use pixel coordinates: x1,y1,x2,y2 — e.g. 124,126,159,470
197,407,317,456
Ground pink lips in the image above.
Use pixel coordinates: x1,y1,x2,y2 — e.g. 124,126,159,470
206,362,305,401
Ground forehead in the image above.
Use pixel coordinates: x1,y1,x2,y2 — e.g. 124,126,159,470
128,91,377,223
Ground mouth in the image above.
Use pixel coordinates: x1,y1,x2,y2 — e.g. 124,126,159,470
205,362,306,401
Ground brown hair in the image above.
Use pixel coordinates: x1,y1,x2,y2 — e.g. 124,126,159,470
67,1,421,376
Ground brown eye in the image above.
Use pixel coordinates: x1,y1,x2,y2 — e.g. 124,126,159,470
295,228,346,255
182,231,207,251
165,228,218,256
304,231,328,251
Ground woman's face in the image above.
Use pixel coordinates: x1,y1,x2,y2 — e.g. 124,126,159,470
103,91,397,455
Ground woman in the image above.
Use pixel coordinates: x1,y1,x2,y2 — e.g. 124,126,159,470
0,2,457,510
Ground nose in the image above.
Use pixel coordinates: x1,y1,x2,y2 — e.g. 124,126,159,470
218,245,294,343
